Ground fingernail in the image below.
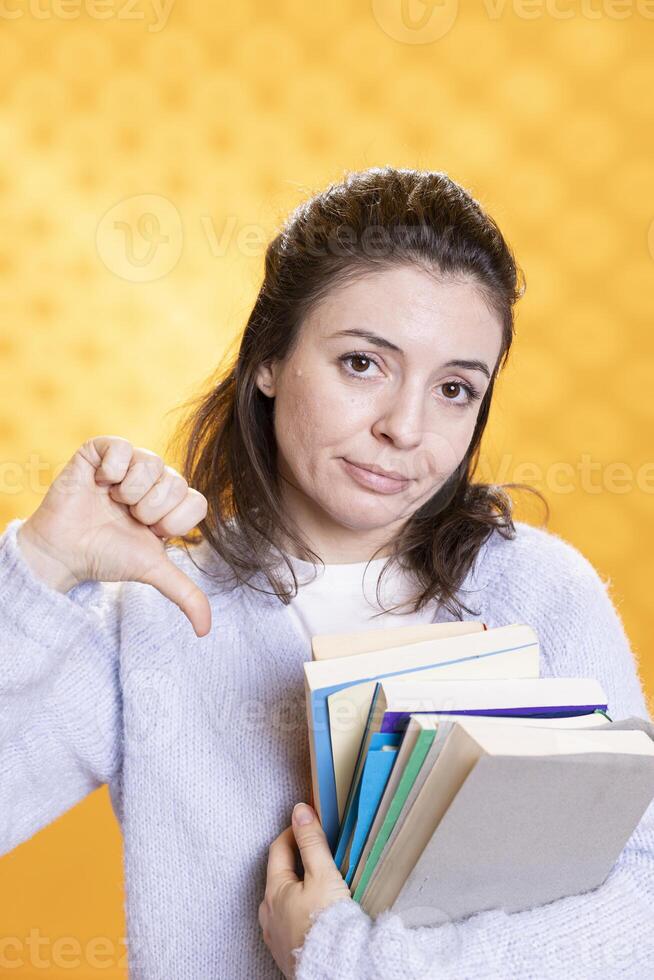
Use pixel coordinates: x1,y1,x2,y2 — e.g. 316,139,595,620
293,803,314,826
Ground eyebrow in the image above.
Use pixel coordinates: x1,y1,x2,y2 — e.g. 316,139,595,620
329,329,492,380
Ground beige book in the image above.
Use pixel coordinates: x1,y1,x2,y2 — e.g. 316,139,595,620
360,717,654,924
356,711,611,897
311,619,485,661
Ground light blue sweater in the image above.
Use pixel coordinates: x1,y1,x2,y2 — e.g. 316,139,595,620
1,514,653,979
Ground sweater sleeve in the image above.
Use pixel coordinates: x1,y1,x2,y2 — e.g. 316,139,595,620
0,516,123,854
294,530,654,980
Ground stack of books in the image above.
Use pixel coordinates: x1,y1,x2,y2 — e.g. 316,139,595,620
303,620,654,925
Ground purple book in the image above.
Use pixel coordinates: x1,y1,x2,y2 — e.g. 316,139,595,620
381,704,609,733
365,677,609,736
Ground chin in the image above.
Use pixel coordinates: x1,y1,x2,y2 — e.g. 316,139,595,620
321,495,406,530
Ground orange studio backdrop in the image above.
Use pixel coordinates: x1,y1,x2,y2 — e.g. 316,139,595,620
1,1,653,976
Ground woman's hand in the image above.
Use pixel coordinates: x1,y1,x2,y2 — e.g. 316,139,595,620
259,802,353,979
17,435,211,636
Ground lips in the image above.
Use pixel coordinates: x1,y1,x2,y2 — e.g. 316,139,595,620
341,459,412,495
345,460,412,482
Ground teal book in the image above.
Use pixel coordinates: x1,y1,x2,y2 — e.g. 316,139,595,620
352,719,437,900
343,740,400,886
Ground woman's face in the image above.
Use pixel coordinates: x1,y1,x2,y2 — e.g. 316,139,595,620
255,264,505,563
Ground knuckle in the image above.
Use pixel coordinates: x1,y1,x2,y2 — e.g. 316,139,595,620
138,452,165,476
102,435,134,458
149,469,187,501
189,487,207,508
136,446,162,461
128,501,148,523
258,897,271,926
164,464,187,484
123,463,152,494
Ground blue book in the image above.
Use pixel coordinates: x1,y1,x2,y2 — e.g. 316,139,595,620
333,732,401,878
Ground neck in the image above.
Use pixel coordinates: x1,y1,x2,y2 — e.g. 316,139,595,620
274,528,396,565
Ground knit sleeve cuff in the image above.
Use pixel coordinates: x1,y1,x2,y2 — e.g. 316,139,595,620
293,898,371,980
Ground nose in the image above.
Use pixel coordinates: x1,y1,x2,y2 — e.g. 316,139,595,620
371,381,425,451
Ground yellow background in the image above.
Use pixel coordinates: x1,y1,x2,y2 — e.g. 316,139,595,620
1,1,653,975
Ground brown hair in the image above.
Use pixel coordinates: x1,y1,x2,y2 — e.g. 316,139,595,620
165,166,547,620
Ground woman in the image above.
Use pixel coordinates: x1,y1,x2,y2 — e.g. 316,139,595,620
2,167,652,979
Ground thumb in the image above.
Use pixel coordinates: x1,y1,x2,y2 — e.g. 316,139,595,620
141,554,212,638
291,803,337,879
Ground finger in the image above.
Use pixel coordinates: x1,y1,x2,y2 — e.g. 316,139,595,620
140,557,212,638
148,488,208,538
89,436,135,486
266,827,300,889
108,449,166,505
128,468,188,526
291,804,335,879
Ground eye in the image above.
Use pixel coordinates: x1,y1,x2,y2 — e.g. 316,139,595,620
338,352,383,379
439,381,481,406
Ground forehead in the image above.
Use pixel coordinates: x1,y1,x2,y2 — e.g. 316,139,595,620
304,265,504,361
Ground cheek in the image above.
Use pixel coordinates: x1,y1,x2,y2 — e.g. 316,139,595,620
273,380,347,468
416,417,477,483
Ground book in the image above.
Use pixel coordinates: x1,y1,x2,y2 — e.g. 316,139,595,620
356,716,654,924
304,617,654,923
334,732,401,884
369,674,609,735
335,676,609,884
350,710,612,898
326,624,538,824
311,619,486,661
303,622,540,850
345,714,438,885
